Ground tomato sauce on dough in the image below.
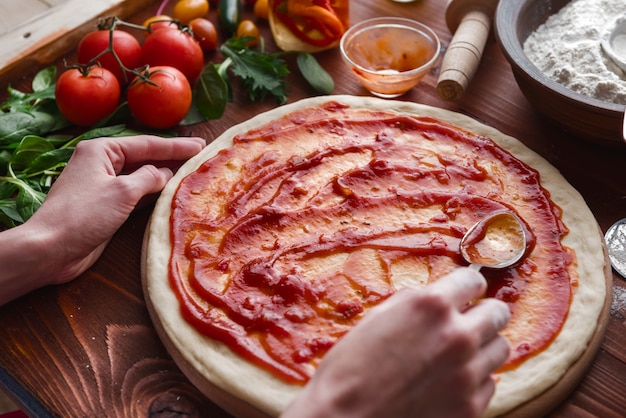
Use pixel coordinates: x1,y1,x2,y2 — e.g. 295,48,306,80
169,102,575,384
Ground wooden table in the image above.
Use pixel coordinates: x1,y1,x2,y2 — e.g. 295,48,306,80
1,1,625,417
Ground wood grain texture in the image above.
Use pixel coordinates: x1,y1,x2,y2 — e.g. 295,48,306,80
0,0,156,87
1,0,626,417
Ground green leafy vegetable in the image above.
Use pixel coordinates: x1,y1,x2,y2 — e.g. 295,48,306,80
188,63,230,123
297,52,334,95
220,37,290,104
0,67,135,229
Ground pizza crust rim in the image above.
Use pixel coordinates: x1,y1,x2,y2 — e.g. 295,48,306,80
141,95,608,417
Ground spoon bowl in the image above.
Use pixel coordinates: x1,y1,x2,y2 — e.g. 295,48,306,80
601,14,626,73
460,211,527,271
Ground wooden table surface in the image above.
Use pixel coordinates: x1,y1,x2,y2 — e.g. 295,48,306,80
1,1,626,417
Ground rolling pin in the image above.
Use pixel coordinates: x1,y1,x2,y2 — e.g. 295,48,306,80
436,0,499,101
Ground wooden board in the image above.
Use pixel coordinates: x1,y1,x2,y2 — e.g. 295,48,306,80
0,0,156,87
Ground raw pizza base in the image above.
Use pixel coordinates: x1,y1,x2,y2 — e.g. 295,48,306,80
141,95,608,417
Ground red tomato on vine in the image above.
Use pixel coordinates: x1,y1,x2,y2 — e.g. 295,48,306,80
77,30,142,85
55,67,121,127
127,66,192,129
189,17,218,52
140,27,204,84
142,15,176,35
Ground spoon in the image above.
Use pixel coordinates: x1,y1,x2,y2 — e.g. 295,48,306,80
600,15,626,141
601,14,626,72
459,210,527,271
604,218,626,279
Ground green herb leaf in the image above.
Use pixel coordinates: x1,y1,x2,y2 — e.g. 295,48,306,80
23,148,73,176
297,52,334,95
15,179,46,222
62,124,130,149
0,199,21,227
32,66,56,92
0,102,69,147
0,181,17,200
220,37,290,104
192,63,230,121
10,136,55,171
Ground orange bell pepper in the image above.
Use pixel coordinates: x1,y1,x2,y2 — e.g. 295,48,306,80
273,0,346,48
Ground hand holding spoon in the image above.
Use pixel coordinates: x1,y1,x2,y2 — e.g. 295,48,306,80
460,211,527,271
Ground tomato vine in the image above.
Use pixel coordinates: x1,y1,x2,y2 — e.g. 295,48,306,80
0,8,335,228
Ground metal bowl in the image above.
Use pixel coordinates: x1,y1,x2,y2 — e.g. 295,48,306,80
494,0,625,146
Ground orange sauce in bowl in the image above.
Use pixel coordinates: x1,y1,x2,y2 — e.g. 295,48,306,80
340,19,440,97
347,26,437,72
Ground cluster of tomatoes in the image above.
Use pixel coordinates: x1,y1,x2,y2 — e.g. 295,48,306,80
55,0,268,129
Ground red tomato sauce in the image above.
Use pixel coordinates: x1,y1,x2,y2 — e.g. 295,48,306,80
169,102,574,383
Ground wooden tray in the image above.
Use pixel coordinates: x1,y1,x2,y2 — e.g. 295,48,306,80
0,0,155,87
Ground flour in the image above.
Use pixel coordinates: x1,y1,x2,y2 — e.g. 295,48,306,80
523,0,626,104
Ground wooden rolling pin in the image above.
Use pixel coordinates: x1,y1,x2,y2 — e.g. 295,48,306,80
437,0,499,101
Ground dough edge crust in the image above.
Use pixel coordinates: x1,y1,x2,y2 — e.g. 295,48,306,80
141,95,606,417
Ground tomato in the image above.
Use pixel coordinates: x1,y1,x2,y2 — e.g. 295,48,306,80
142,15,176,35
173,0,210,24
127,66,192,129
55,67,121,127
189,18,218,52
140,27,204,83
236,19,259,46
253,0,269,20
77,29,142,85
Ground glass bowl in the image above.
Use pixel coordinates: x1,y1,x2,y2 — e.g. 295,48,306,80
339,17,441,98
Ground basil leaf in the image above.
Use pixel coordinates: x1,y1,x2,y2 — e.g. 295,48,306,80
0,181,17,199
10,136,55,171
23,148,73,176
193,63,229,121
62,124,130,148
15,180,46,222
0,105,69,146
0,199,21,228
0,150,10,174
297,52,334,95
32,66,56,92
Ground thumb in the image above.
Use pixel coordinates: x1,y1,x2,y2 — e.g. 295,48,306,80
120,165,174,201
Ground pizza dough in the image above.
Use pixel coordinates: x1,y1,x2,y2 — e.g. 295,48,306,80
142,95,607,417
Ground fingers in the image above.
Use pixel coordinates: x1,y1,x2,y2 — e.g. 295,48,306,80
429,267,488,309
70,135,205,175
118,165,175,200
114,135,205,165
464,297,511,346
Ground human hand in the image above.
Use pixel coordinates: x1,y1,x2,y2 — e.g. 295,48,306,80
21,135,204,288
283,268,511,418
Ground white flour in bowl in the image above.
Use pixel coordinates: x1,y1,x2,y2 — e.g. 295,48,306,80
523,0,626,104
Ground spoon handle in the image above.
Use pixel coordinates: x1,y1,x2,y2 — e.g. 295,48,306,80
469,263,482,271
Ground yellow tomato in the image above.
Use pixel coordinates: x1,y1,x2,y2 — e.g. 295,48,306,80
253,0,269,20
142,15,175,35
236,19,260,47
172,0,210,25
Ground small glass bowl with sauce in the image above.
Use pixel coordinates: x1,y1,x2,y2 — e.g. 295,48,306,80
340,17,441,98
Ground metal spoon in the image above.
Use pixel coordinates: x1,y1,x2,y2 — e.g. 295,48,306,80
459,210,527,271
601,14,626,73
604,218,626,279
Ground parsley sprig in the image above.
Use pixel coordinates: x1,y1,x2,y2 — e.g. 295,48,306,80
189,36,334,123
221,37,290,104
